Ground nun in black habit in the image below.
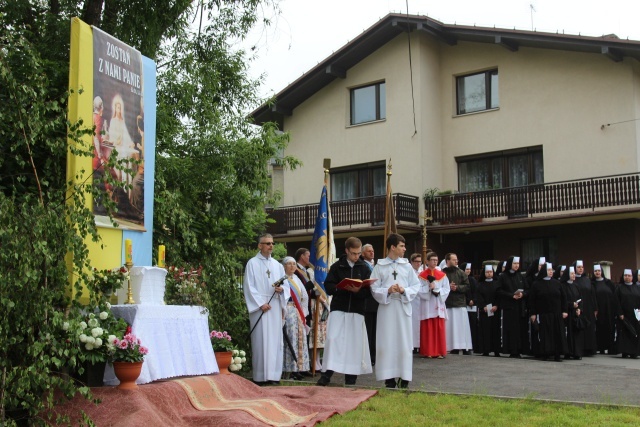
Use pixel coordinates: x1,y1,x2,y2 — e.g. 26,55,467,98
572,260,598,356
496,256,528,358
561,266,585,360
591,264,618,355
475,264,501,357
528,263,568,361
615,269,640,359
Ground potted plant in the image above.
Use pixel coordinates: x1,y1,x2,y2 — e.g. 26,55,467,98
210,330,235,374
66,303,127,387
110,332,149,389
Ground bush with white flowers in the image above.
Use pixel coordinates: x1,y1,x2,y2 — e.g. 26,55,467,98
229,349,247,372
67,303,128,364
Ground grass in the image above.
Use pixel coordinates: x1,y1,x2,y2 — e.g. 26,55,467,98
317,389,640,426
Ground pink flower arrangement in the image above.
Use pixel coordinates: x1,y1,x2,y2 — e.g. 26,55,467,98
111,333,148,363
210,330,234,352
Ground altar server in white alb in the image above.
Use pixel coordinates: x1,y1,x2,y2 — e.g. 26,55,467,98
371,233,421,389
243,234,290,385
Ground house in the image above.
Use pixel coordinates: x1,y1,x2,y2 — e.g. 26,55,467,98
250,13,640,278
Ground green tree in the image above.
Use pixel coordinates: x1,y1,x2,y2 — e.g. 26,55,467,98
1,0,295,424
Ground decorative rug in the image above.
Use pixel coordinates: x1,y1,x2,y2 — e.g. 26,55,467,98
51,374,377,426
174,376,316,426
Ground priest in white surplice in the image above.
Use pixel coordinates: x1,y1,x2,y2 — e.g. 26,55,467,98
371,233,420,389
243,234,289,384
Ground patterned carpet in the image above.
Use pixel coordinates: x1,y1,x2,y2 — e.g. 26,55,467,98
53,374,377,426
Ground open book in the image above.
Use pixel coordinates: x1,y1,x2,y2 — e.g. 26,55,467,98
336,278,378,290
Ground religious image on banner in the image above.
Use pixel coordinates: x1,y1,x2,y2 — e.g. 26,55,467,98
92,27,145,230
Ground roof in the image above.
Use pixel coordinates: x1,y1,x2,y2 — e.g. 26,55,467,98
249,13,640,127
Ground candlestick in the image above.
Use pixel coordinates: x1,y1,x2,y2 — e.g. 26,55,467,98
124,261,135,304
158,245,166,268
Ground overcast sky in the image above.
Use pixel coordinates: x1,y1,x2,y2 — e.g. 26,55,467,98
242,0,640,99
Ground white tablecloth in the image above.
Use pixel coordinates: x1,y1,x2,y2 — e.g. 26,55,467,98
105,305,219,385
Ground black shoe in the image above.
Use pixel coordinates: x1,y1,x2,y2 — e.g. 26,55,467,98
316,375,330,386
554,356,563,362
344,374,357,385
267,380,280,385
291,372,303,380
385,378,397,389
449,350,460,355
300,371,313,377
509,354,521,359
631,355,639,359
398,379,409,389
482,353,490,357
572,356,582,360
462,350,471,355
493,353,501,357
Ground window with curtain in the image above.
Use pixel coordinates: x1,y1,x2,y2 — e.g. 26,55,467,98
331,162,386,201
457,147,543,192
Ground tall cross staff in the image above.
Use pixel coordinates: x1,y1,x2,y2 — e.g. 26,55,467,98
421,210,432,269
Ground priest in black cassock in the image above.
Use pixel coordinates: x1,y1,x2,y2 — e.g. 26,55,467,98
528,263,568,361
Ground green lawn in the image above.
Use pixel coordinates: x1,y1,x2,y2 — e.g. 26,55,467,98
319,389,640,426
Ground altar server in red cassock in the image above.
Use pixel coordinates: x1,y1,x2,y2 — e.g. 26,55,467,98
418,252,450,358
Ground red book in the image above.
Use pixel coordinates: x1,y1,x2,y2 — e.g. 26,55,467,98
336,278,378,290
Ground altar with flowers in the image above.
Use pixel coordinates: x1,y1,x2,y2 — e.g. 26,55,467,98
103,264,218,385
104,304,218,385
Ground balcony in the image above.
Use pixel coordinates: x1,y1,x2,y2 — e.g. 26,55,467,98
426,172,640,226
266,193,420,235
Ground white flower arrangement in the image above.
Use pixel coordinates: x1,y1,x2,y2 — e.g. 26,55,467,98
229,349,247,372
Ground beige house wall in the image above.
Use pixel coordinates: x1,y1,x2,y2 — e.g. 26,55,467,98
280,32,640,208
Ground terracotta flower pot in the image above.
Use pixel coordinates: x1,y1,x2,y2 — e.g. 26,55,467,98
215,351,232,375
113,361,143,390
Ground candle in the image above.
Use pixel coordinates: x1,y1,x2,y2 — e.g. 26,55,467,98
158,245,166,268
125,239,133,264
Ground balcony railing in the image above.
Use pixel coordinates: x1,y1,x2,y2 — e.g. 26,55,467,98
266,193,420,234
426,172,640,225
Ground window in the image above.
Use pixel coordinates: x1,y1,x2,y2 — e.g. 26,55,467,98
331,161,386,201
350,82,386,125
457,147,543,192
456,69,498,115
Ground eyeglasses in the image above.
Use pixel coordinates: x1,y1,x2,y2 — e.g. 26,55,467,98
412,260,422,264
260,242,274,246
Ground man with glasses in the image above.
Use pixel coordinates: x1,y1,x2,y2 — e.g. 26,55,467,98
317,237,372,386
243,234,289,385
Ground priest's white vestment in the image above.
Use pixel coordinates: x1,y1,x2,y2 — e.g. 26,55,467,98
243,253,289,382
371,257,420,381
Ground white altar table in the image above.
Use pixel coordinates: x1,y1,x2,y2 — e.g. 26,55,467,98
105,305,219,385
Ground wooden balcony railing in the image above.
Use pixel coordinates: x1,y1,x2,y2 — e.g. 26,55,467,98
426,173,640,225
266,193,419,234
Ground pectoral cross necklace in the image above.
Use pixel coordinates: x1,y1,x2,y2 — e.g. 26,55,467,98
261,259,271,278
392,260,398,280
